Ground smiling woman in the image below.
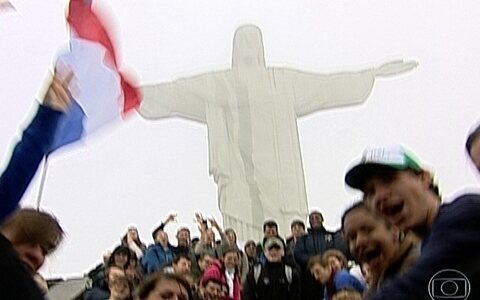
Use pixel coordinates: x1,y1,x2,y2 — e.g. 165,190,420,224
341,202,420,292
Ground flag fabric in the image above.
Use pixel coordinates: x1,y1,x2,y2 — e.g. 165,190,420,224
49,0,140,152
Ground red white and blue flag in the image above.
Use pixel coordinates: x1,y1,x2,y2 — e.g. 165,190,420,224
49,0,140,152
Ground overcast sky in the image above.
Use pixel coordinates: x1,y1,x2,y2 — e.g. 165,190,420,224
1,0,480,278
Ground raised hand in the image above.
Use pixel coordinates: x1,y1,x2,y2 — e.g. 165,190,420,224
165,212,177,224
41,67,75,112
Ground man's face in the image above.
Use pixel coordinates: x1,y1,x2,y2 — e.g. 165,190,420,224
470,138,480,171
203,281,226,300
204,229,215,244
14,243,45,274
109,276,131,300
310,263,331,284
173,258,191,274
198,254,214,271
145,279,189,300
343,207,399,275
156,231,169,245
362,169,433,233
263,226,277,238
108,267,126,283
177,229,190,246
309,213,323,229
291,224,305,238
264,245,284,262
327,256,343,272
223,252,238,269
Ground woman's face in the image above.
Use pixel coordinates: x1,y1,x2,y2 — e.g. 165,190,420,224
343,207,399,275
114,252,129,268
326,256,343,272
145,279,189,300
128,228,139,240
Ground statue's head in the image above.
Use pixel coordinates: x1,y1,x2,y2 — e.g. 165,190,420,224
232,24,266,69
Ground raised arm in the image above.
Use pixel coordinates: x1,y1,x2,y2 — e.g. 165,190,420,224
277,59,417,117
0,70,73,221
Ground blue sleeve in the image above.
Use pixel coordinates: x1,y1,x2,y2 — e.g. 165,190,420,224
0,104,61,222
294,235,310,268
141,247,161,274
367,195,480,299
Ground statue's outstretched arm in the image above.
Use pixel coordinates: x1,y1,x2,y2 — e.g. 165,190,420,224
282,59,417,117
138,74,210,123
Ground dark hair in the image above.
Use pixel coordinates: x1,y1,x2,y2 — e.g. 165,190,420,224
222,246,239,258
290,219,305,230
0,208,63,254
198,252,214,262
137,273,192,300
108,245,132,269
263,220,278,232
243,240,256,251
340,201,397,242
173,254,191,264
309,211,324,221
121,227,144,248
360,169,441,201
466,124,480,155
224,228,237,241
340,201,368,231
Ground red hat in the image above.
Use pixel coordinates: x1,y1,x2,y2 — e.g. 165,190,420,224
200,260,225,287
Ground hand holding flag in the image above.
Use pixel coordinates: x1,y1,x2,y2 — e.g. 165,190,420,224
49,0,140,153
41,68,75,113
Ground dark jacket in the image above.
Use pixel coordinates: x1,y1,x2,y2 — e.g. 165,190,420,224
367,194,480,300
293,227,347,271
0,234,45,300
141,243,175,274
243,261,300,300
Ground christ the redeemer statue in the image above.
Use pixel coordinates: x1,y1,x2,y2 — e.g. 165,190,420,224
139,24,417,240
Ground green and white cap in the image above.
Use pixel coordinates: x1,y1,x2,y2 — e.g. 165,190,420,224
345,145,423,190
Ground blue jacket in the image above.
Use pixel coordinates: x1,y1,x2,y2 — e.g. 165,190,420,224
141,243,175,274
0,104,61,222
368,194,480,299
294,228,347,271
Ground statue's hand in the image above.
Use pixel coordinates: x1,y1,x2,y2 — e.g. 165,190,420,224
374,59,418,77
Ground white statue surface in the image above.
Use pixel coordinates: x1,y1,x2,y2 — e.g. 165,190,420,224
139,24,417,240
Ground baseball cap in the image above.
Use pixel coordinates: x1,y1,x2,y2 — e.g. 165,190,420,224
345,145,423,190
264,237,284,250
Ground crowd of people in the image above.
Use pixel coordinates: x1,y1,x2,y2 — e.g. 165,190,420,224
1,9,480,300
